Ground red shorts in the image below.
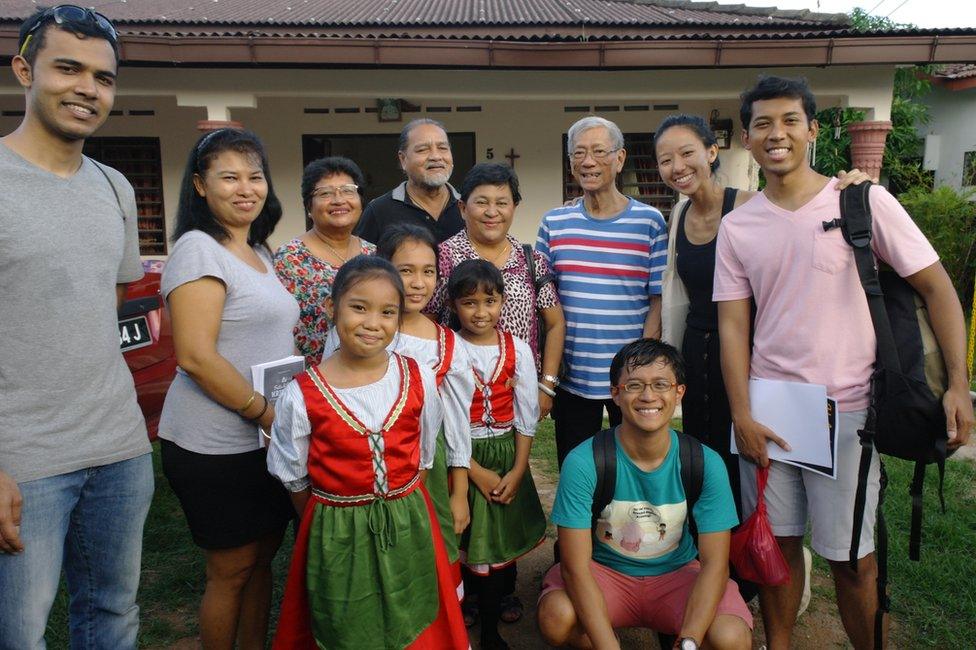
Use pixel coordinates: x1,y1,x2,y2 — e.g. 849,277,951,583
540,560,753,634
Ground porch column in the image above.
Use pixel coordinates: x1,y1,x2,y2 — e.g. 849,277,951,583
848,120,893,182
177,92,255,133
196,119,244,132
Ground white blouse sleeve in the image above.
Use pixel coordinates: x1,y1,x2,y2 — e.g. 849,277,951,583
266,379,312,492
418,364,444,470
512,337,540,437
440,342,474,467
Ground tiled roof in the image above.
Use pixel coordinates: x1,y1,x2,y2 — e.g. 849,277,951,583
932,63,976,79
0,0,850,30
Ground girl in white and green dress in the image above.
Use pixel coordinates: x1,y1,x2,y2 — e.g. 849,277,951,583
449,258,547,650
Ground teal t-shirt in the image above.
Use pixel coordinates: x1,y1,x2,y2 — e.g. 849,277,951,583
550,429,738,577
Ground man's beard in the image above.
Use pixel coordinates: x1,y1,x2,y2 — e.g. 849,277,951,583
415,168,451,189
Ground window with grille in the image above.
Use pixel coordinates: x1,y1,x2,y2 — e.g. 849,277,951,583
83,137,166,255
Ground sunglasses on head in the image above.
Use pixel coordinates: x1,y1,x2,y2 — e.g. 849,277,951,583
19,5,118,57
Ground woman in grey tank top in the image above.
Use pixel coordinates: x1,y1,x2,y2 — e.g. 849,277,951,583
158,129,299,649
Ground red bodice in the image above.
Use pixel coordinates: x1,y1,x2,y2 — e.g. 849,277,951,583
297,353,425,502
468,330,517,429
433,325,456,389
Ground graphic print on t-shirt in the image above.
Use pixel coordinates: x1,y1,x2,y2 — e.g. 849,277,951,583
596,498,686,559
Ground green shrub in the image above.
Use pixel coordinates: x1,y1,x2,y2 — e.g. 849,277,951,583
898,185,976,306
813,107,866,178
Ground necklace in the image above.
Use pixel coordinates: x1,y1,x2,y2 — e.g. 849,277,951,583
472,239,510,267
312,229,353,264
406,186,448,218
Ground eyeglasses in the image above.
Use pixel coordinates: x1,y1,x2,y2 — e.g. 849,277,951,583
312,184,359,200
569,147,621,162
19,5,119,57
617,380,678,394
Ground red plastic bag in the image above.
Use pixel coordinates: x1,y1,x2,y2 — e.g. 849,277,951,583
730,466,791,586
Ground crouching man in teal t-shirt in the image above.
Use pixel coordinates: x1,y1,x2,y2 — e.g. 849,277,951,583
537,339,752,649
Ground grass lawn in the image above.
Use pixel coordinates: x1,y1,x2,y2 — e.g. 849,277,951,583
45,427,975,648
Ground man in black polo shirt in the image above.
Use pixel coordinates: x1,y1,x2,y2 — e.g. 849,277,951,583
355,118,465,244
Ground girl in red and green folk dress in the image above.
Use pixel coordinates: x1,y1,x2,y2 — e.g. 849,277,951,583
321,224,474,598
267,255,468,650
448,259,547,650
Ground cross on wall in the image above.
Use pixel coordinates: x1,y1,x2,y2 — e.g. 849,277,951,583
505,148,520,168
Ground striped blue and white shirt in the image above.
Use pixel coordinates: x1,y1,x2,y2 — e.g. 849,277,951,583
536,198,668,399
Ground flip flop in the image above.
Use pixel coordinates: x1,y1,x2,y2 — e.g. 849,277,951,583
462,596,479,628
499,594,523,624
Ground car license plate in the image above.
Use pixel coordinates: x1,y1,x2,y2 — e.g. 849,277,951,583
119,315,152,352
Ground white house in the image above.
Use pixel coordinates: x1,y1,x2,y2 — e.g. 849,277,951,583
920,64,976,193
2,0,974,256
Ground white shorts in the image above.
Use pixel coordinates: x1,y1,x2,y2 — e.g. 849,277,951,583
739,409,880,562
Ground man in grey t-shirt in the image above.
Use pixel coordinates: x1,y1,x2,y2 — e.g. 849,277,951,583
0,9,153,649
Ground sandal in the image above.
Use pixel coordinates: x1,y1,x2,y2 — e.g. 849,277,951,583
499,594,523,624
462,596,478,628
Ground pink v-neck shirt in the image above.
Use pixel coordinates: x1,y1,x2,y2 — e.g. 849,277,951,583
713,178,938,410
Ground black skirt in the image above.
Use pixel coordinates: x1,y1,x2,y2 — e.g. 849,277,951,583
160,439,294,550
680,326,741,515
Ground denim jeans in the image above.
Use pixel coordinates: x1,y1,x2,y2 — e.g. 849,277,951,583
0,454,154,650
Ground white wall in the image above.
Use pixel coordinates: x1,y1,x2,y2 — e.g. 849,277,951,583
919,85,976,191
0,64,896,253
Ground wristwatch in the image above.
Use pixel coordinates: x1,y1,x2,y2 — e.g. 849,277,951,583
541,373,560,386
677,638,699,650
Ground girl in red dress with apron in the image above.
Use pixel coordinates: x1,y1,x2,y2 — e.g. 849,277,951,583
321,224,475,599
448,259,547,650
267,255,468,649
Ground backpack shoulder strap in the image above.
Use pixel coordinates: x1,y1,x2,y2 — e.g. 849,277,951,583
86,157,126,221
836,183,901,374
591,427,617,529
677,431,704,538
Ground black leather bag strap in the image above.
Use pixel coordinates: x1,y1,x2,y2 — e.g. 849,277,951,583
591,428,617,529
873,463,891,650
523,243,553,293
837,183,902,374
677,432,704,538
850,406,878,569
838,185,891,650
908,439,947,562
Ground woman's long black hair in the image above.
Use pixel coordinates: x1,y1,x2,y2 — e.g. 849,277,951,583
173,128,283,249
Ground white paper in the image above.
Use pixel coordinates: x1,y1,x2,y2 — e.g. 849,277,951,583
787,398,839,479
730,378,833,469
251,355,306,447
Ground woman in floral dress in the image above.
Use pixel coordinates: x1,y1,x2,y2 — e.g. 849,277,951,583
274,156,375,366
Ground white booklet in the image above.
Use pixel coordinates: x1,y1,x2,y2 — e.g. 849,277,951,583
251,355,305,447
730,378,839,479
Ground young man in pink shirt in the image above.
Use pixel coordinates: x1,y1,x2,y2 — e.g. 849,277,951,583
713,76,973,650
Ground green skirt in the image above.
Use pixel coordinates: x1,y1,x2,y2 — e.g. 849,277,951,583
461,430,547,568
425,430,460,564
306,491,439,649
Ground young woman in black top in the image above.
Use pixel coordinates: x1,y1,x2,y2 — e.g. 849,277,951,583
656,115,754,508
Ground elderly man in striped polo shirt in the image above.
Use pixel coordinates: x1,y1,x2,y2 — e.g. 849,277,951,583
536,116,669,466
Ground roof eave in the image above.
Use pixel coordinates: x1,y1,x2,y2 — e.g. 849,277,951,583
2,32,974,68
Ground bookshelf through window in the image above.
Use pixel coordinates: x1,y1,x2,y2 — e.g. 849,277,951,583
562,132,676,220
83,137,166,255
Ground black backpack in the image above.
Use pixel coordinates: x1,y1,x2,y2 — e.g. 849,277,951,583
590,427,704,649
591,427,705,538
828,183,952,648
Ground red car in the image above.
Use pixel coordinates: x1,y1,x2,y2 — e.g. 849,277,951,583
119,261,176,440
